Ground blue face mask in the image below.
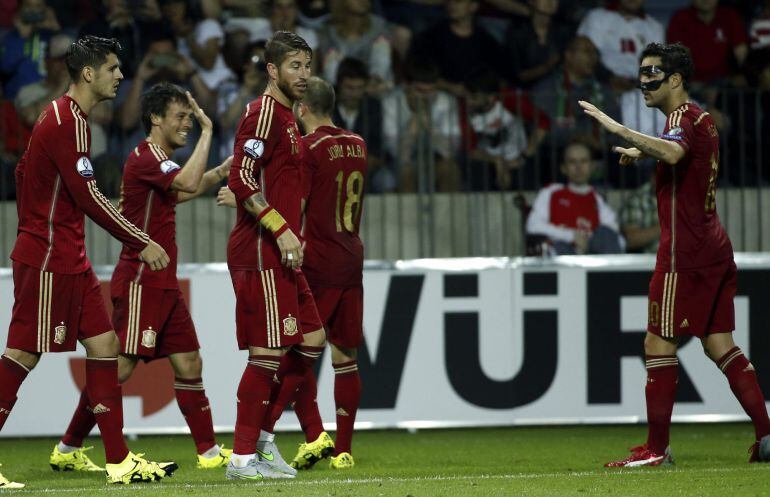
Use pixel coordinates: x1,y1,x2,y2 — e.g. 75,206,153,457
638,65,671,91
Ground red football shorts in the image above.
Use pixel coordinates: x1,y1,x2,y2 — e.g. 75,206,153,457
6,261,112,353
111,277,199,360
647,260,736,338
312,285,364,349
230,267,322,349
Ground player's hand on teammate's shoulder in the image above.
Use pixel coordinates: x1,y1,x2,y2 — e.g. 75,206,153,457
139,240,170,271
186,91,212,132
216,186,237,208
614,146,645,165
276,229,303,270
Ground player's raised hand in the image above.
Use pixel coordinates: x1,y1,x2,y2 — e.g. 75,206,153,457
614,146,645,165
139,239,171,271
276,229,303,269
186,91,213,132
578,100,623,135
216,186,237,208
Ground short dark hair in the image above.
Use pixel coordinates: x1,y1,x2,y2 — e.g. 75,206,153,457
65,35,122,82
141,82,189,135
264,30,312,67
336,57,369,84
562,139,593,162
639,42,693,90
467,70,501,94
303,76,335,117
403,56,439,84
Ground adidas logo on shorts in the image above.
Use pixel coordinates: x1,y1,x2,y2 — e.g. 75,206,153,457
680,318,690,328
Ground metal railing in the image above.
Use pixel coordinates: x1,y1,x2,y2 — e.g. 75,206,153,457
0,88,767,265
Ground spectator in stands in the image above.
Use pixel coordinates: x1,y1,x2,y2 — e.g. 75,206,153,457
382,58,463,192
666,0,748,85
0,0,60,99
526,141,623,255
410,0,502,97
503,0,570,88
577,0,665,137
218,41,268,160
533,35,618,152
297,0,330,29
14,33,71,128
318,0,396,91
750,0,770,51
619,166,659,253
333,57,384,191
79,0,163,79
225,0,320,52
117,30,211,158
161,0,234,95
466,70,528,191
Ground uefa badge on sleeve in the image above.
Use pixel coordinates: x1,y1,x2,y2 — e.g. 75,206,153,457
244,139,265,159
283,316,298,336
76,157,94,177
160,159,181,174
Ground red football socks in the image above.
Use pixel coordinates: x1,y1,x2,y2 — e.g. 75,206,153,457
233,356,280,455
85,357,129,463
0,355,30,431
61,389,97,447
644,355,678,454
292,369,324,443
175,377,217,454
332,360,361,455
261,345,324,433
717,347,770,440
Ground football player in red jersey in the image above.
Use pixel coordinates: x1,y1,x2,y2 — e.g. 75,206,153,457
224,31,327,480
0,36,177,487
218,76,368,470
52,82,234,472
580,42,770,466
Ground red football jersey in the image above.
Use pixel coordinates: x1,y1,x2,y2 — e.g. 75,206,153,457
227,95,304,271
655,101,733,272
112,140,182,288
301,125,367,288
11,95,149,274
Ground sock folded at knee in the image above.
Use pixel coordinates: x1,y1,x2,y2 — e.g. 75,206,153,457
645,355,678,454
333,360,362,455
85,357,129,464
0,355,31,431
175,377,217,455
717,347,770,440
234,356,280,456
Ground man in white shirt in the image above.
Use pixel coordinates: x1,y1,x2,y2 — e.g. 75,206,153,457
578,0,666,137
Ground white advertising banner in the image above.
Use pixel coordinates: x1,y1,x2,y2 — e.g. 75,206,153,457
1,254,769,437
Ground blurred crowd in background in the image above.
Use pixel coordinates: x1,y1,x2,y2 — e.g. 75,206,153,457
1,0,769,255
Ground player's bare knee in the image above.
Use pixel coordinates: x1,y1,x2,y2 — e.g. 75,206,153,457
172,351,203,378
331,344,356,363
302,328,327,348
3,348,40,370
644,332,677,356
82,331,120,358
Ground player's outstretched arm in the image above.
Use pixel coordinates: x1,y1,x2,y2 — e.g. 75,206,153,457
578,100,685,165
171,92,213,193
177,155,232,203
241,192,303,269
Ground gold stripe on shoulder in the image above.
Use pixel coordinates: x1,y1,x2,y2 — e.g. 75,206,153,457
693,112,710,126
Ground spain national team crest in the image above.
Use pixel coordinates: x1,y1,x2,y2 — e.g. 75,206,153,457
54,322,67,345
283,316,298,336
141,328,157,348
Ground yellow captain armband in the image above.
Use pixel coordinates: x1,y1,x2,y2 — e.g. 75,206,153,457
257,207,289,236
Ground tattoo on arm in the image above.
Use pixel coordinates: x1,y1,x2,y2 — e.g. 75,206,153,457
624,134,668,159
243,192,268,215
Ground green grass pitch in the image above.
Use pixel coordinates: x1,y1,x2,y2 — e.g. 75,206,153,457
0,423,767,496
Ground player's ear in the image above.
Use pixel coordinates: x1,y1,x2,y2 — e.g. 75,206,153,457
82,66,94,84
266,62,278,81
150,112,163,127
